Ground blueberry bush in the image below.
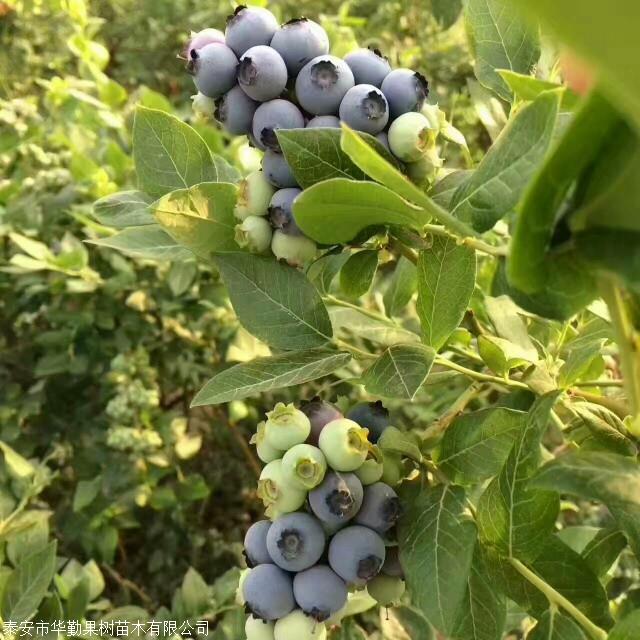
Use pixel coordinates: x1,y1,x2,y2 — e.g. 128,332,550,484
1,0,640,638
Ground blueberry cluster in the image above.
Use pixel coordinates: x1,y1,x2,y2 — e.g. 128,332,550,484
185,6,431,267
239,399,406,639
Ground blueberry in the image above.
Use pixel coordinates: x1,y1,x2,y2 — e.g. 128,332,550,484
264,402,310,450
266,512,326,572
238,46,288,102
388,112,432,162
268,188,303,235
225,6,278,56
293,566,347,622
235,171,275,220
250,421,281,463
190,43,239,99
271,230,317,267
252,99,305,152
282,443,327,490
235,215,273,253
185,28,226,59
262,150,298,188
309,471,363,526
318,418,369,472
381,546,404,578
244,520,273,567
274,610,327,640
236,567,251,605
355,482,401,533
258,460,307,519
339,84,389,134
328,525,386,586
306,115,341,129
300,398,343,445
245,615,275,640
295,55,355,115
375,131,390,152
380,68,429,120
354,446,384,485
346,401,390,443
191,93,216,119
271,18,330,76
215,86,258,135
242,564,295,621
344,48,391,87
366,575,405,606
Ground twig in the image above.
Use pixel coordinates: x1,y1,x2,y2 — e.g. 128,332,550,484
434,357,529,390
422,383,481,440
568,389,630,420
102,563,154,608
571,379,624,388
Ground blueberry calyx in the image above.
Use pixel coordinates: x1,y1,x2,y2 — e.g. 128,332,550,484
259,127,280,152
276,528,304,560
227,5,247,24
382,496,401,525
238,57,258,85
414,71,430,100
362,90,387,119
357,554,383,580
325,488,354,517
310,60,340,89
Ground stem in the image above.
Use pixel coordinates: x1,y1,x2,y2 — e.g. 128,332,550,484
324,295,397,327
572,379,624,388
334,339,376,360
423,224,508,257
434,356,529,390
422,383,481,440
569,388,630,420
388,237,418,265
508,558,607,640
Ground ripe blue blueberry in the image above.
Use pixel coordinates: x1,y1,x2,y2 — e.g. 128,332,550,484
328,525,386,586
274,610,327,640
293,566,347,622
355,482,401,533
344,48,391,87
339,84,389,134
244,520,273,567
268,188,303,235
309,471,363,527
346,400,390,443
185,28,226,59
262,150,298,188
271,230,317,267
190,43,239,99
245,615,275,640
388,111,432,162
238,46,288,102
271,18,330,76
234,171,275,220
215,85,258,135
295,55,355,115
225,6,278,56
252,99,305,152
380,68,429,120
266,512,326,572
235,215,273,253
242,564,295,621
381,546,404,578
300,398,343,445
318,418,369,471
306,115,341,129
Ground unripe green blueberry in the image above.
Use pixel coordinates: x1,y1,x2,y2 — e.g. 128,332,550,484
236,567,251,605
257,459,307,519
318,419,370,472
264,403,311,450
281,443,327,490
366,575,405,607
235,215,273,253
271,230,317,267
274,610,327,640
354,446,384,485
235,171,275,220
250,421,282,464
191,92,216,119
388,112,433,162
246,615,275,640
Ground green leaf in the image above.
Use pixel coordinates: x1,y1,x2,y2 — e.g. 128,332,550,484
152,182,238,259
485,295,537,359
2,541,57,622
431,170,474,209
133,106,238,198
558,321,609,388
362,344,435,401
0,443,34,479
73,476,102,512
510,0,640,132
329,307,421,347
340,250,378,298
214,253,332,351
181,567,210,616
432,0,462,28
609,611,640,640
478,334,534,376
386,605,435,640
464,0,540,101
398,485,477,636
191,349,351,406
569,404,637,457
307,252,349,295
531,451,640,559
477,393,560,560
416,237,476,350
92,190,155,228
450,90,561,232
167,261,198,296
499,70,580,110
293,179,427,245
378,427,422,462
436,407,526,484
89,226,193,261
383,257,417,317
581,527,627,577
527,610,587,640
6,512,49,567
507,91,620,293
277,127,389,188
